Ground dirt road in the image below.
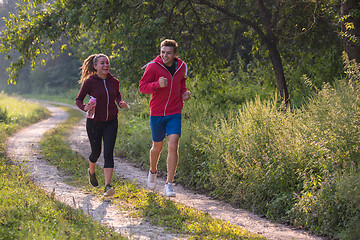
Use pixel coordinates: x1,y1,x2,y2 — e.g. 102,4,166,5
6,102,324,240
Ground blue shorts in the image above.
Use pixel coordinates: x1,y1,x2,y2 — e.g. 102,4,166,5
150,113,182,142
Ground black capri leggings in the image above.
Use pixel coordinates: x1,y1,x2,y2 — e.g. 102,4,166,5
86,118,118,168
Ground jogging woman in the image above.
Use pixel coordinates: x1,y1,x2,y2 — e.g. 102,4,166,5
76,53,127,196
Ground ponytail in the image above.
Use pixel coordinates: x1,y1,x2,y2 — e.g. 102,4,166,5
79,54,108,84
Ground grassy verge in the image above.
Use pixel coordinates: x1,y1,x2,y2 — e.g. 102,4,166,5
0,93,125,239
114,76,360,239
39,105,265,239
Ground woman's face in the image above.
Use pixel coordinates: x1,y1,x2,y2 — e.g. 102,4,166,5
94,56,110,78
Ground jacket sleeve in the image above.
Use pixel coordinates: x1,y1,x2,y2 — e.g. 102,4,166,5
180,75,187,95
115,81,122,106
180,62,187,94
75,81,89,111
139,65,161,94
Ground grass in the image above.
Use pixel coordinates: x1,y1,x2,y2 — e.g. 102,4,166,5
26,74,360,239
0,93,126,239
21,88,80,106
39,103,265,239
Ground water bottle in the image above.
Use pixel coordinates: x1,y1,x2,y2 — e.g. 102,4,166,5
87,96,96,119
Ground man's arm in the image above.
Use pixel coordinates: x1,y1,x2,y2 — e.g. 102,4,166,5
180,75,191,101
139,66,161,94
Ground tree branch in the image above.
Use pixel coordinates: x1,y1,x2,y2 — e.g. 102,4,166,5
192,0,267,41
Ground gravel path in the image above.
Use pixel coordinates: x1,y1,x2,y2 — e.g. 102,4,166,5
6,104,184,240
6,101,325,240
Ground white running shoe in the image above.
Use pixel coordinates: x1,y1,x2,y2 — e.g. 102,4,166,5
147,170,157,190
164,182,176,197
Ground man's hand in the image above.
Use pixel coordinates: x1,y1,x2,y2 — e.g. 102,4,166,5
182,91,191,101
159,77,168,88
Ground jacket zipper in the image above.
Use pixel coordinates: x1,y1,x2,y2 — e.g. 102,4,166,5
103,79,109,121
159,62,184,116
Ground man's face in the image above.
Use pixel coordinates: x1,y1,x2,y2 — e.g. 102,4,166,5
160,46,177,67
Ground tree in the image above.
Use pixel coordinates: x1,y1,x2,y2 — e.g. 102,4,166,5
341,0,360,63
0,0,341,105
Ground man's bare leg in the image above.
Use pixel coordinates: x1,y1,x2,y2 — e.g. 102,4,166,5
166,134,180,183
150,141,164,173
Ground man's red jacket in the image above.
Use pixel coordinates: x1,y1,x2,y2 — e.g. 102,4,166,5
139,55,188,116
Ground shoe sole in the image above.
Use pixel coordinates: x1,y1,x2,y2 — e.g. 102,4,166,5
89,180,99,187
147,172,157,190
165,185,176,197
147,182,156,190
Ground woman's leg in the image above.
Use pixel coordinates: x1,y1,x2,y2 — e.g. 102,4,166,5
86,118,102,168
89,160,96,174
104,168,114,186
102,118,118,185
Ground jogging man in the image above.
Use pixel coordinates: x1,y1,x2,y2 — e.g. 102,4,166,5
139,39,191,197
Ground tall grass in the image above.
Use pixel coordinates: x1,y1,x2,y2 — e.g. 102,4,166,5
115,71,360,238
192,79,360,238
0,92,50,135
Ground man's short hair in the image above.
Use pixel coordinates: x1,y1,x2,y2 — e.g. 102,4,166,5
160,39,178,53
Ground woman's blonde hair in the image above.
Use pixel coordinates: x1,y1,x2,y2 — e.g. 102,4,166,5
79,54,109,84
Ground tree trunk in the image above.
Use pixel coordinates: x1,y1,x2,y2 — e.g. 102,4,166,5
194,0,290,105
226,27,237,62
267,42,289,106
341,0,360,63
257,0,289,106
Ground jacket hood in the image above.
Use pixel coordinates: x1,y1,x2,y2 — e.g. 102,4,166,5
89,72,114,81
141,56,187,76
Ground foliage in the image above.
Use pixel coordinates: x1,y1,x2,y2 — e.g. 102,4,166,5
1,51,81,95
283,49,343,106
343,51,360,84
0,106,8,122
0,92,50,134
114,63,360,239
192,78,360,238
0,0,346,104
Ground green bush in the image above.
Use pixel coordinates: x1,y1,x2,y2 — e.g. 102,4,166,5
192,79,360,238
0,107,8,122
115,64,360,238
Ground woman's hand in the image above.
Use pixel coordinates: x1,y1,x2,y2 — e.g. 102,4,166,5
84,103,92,111
119,100,128,109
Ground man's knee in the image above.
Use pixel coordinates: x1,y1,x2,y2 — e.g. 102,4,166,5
151,146,162,155
151,141,163,152
168,142,179,153
167,134,179,153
